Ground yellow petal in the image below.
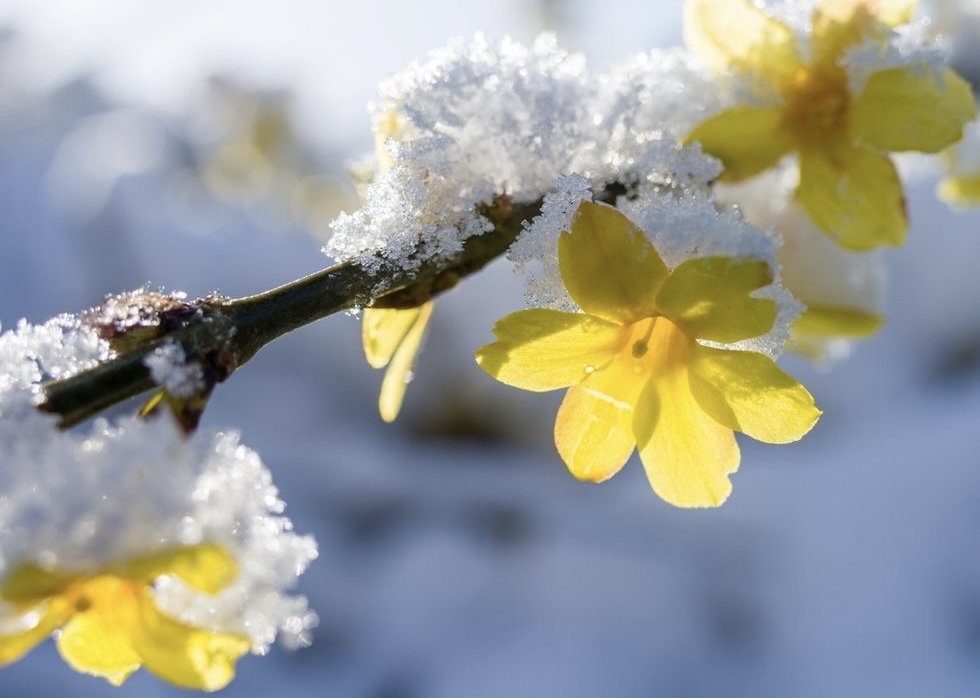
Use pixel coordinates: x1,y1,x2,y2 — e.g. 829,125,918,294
797,143,906,249
793,304,883,338
0,598,73,664
114,544,238,595
937,174,980,208
811,0,909,66
687,345,821,444
816,0,916,27
634,366,740,508
553,354,644,482
476,309,622,392
377,301,433,422
558,201,667,324
686,107,795,182
655,256,777,343
363,305,427,369
56,577,143,686
1,564,78,603
851,67,977,154
131,592,250,692
684,0,802,76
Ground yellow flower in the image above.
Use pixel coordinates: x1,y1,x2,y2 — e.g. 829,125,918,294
476,201,820,508
362,301,434,422
685,0,976,250
360,105,435,423
937,118,980,207
938,174,980,206
0,545,250,691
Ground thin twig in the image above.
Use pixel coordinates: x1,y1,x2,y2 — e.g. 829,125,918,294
38,196,541,428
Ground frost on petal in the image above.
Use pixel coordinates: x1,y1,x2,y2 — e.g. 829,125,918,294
327,34,733,312
0,414,318,655
684,0,802,77
508,174,593,312
839,14,950,94
617,186,798,358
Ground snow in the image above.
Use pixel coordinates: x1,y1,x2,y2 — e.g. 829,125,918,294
144,340,205,398
2,1,980,697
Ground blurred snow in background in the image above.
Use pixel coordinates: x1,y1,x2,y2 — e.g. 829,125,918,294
2,1,980,697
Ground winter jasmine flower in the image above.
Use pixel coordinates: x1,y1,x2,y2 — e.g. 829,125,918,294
0,545,249,691
685,0,976,249
362,301,433,422
476,201,820,508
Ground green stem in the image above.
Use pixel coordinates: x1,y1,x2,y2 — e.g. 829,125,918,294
38,197,541,428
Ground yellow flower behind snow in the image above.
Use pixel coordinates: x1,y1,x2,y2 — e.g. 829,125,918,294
362,301,434,422
476,201,820,508
685,0,976,250
0,544,250,691
361,106,434,423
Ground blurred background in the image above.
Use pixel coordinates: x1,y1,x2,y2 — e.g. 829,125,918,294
2,1,980,696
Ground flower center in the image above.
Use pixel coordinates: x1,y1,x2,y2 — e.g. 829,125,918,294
622,316,691,377
66,575,141,615
782,67,849,142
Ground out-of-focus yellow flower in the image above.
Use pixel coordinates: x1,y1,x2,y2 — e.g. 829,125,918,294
938,174,980,205
0,545,249,691
362,302,434,422
476,201,820,508
685,0,976,250
938,117,980,207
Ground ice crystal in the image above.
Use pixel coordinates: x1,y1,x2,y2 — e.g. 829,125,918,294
325,36,726,285
144,340,205,398
842,19,949,94
0,314,317,652
0,314,111,415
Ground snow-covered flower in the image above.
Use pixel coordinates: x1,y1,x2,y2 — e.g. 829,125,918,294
0,544,249,690
0,317,318,690
685,0,976,249
476,201,820,508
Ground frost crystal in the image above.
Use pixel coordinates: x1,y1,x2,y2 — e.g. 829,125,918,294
0,415,318,651
325,32,800,357
624,186,800,358
325,36,724,282
512,176,799,359
0,315,318,652
507,174,594,311
842,19,949,94
326,34,590,276
144,340,205,398
0,314,111,415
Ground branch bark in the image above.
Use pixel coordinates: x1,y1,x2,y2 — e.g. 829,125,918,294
38,196,542,428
